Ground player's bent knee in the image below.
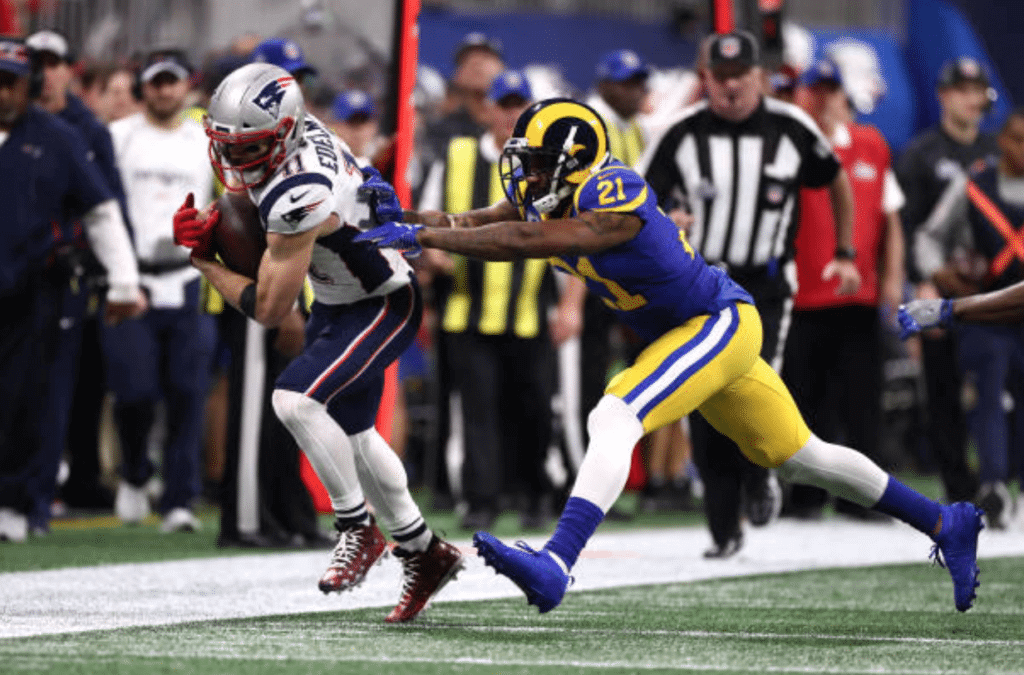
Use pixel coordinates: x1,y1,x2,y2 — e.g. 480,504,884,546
271,388,319,426
587,395,645,454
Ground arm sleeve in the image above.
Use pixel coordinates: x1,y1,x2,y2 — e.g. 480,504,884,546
883,168,905,214
416,160,444,211
798,128,842,189
80,199,140,302
62,123,114,219
640,125,686,211
914,174,970,280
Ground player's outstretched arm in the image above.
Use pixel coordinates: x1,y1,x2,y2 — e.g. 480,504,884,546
897,279,1024,338
415,209,643,261
405,199,520,230
952,280,1024,323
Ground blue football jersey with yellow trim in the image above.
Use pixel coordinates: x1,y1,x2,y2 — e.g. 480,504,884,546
550,162,753,344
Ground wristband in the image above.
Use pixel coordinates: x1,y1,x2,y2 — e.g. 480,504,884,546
834,246,856,260
238,282,257,320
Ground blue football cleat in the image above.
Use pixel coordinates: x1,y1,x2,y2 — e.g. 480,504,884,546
473,531,571,613
930,502,985,612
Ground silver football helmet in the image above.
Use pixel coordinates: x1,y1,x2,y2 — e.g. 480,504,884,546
204,62,307,190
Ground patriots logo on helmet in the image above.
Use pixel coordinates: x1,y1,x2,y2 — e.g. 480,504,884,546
252,76,294,117
281,199,323,227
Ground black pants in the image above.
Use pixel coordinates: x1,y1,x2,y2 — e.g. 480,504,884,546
0,278,61,513
782,305,884,511
921,332,977,502
446,331,554,511
688,295,782,548
580,295,618,446
218,311,320,543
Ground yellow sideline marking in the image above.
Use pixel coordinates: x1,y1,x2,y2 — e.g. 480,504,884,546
49,515,160,530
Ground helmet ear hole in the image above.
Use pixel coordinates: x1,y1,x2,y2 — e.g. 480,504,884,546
504,97,610,215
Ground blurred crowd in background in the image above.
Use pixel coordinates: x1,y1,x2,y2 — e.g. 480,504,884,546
0,0,1022,551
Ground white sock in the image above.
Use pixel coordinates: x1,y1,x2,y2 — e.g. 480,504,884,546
569,395,646,512
271,389,366,516
777,433,888,507
349,427,431,551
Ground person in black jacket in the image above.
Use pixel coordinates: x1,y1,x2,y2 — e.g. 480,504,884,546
25,30,131,532
896,57,997,506
0,36,145,542
906,107,1024,529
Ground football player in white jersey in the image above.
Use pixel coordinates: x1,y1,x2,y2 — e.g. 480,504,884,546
172,63,464,623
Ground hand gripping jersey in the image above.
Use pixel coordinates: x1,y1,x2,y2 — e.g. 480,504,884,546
249,115,412,305
548,161,753,345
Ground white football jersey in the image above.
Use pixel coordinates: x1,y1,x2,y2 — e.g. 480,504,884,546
110,112,213,308
249,115,412,305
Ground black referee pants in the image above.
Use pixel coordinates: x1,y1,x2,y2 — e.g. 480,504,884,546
445,331,555,513
688,295,783,548
218,311,320,543
781,305,885,512
921,332,977,502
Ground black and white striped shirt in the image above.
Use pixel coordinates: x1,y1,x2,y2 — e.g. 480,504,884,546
639,97,840,298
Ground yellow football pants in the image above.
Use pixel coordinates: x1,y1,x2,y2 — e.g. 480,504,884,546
606,302,811,468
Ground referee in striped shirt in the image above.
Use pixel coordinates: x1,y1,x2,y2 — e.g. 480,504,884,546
639,30,859,557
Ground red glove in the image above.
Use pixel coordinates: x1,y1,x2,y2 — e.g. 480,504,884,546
173,193,219,260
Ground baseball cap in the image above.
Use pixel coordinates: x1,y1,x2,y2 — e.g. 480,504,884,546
453,32,503,66
0,37,31,76
332,90,376,122
488,70,532,105
26,30,71,61
251,37,318,78
707,30,760,71
596,49,650,83
769,65,798,93
937,56,989,89
801,57,844,89
139,49,192,83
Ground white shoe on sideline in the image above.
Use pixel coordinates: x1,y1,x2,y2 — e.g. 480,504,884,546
0,507,28,542
115,481,151,525
160,507,201,533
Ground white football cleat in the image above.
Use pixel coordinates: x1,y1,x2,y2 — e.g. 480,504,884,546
0,507,28,543
115,481,151,525
160,507,202,533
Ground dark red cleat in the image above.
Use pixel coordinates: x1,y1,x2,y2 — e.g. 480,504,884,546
318,517,388,594
385,536,465,623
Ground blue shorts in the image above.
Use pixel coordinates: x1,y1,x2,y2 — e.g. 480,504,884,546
276,276,422,434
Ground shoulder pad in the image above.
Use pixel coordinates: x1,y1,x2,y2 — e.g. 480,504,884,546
262,174,334,235
574,165,650,214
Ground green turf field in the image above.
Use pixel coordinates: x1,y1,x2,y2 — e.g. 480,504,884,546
3,480,1021,674
2,558,1022,675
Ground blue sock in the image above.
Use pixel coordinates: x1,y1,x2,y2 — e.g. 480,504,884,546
873,476,943,536
543,497,605,569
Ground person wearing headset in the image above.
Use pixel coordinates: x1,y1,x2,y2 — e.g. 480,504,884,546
0,36,144,542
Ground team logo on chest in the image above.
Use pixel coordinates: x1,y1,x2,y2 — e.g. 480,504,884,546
851,160,877,181
252,76,294,117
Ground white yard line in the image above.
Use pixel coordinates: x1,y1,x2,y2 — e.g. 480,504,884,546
1,519,1022,639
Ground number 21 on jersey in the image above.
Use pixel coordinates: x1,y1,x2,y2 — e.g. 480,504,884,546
549,256,647,311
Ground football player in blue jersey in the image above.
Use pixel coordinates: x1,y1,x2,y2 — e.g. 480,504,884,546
356,98,986,614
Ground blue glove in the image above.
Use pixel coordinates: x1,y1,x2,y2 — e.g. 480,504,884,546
354,221,424,258
897,298,954,339
358,166,404,224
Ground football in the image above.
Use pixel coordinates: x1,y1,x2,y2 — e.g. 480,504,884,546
213,192,266,279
